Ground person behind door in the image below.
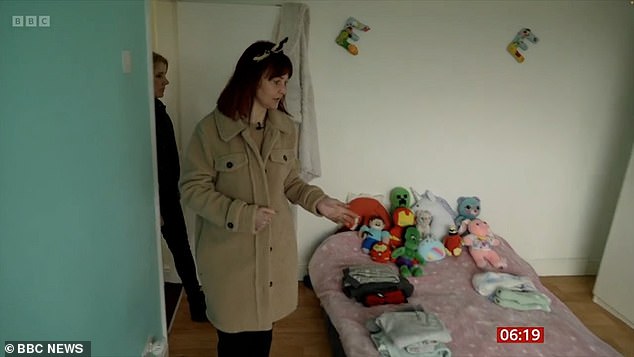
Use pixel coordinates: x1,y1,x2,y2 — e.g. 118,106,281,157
152,52,207,322
179,39,358,356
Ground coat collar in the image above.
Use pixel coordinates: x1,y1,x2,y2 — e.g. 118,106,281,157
216,109,293,142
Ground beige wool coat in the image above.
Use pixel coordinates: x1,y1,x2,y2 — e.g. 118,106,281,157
180,108,327,332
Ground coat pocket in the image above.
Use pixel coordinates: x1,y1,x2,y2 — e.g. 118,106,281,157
269,149,295,165
269,149,295,176
214,152,248,172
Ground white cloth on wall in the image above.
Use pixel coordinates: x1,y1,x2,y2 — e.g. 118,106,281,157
275,2,321,182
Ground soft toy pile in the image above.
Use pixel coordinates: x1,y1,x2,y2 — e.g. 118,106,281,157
342,187,509,276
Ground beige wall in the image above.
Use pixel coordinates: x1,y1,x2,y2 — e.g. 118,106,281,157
155,0,634,278
594,144,634,328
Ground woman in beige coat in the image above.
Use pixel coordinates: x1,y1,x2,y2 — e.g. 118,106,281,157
180,39,358,357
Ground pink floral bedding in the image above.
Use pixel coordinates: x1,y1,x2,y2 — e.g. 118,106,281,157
308,231,621,357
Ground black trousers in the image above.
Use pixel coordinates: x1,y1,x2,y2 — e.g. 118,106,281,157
217,329,273,357
160,199,199,296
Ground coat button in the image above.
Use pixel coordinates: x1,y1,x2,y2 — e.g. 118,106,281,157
283,155,287,161
269,281,273,287
227,222,234,229
226,162,233,168
270,246,273,252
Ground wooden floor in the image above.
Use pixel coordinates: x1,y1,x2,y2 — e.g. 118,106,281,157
168,276,633,357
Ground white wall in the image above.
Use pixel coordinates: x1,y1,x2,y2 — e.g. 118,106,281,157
593,144,634,328
155,0,634,277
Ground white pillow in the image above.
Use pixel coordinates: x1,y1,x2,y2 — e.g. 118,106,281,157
409,189,457,241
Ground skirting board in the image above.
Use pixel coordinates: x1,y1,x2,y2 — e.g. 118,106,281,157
298,264,309,280
593,296,634,329
142,337,168,357
299,259,601,280
524,258,599,276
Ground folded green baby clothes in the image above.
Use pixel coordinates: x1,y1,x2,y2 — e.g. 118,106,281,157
370,330,452,357
495,288,551,305
493,288,551,312
368,308,452,356
375,310,452,348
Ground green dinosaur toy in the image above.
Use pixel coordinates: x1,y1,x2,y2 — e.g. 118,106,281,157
391,226,425,277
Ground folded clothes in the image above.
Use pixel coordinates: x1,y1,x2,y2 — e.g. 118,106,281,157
367,306,453,356
405,340,445,354
493,288,551,312
344,264,401,287
472,271,537,296
370,331,452,357
496,287,551,305
375,310,452,349
364,289,408,307
343,265,414,301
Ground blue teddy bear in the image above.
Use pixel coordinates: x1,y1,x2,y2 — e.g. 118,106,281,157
455,196,481,226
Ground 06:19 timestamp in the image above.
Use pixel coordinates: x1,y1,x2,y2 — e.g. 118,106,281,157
497,326,544,343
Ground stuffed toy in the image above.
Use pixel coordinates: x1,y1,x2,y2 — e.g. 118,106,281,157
414,210,446,261
343,196,392,231
455,196,481,226
389,186,411,213
415,209,433,238
335,16,370,55
388,207,416,249
443,225,463,257
391,226,425,277
459,219,507,269
386,186,415,248
507,27,539,63
410,189,457,241
359,216,391,253
369,242,392,263
417,236,447,262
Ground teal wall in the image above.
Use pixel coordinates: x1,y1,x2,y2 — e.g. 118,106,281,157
0,1,164,355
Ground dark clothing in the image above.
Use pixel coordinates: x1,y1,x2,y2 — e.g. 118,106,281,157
217,329,273,357
154,99,201,298
155,99,182,205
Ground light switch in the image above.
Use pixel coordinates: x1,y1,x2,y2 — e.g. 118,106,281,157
121,50,132,74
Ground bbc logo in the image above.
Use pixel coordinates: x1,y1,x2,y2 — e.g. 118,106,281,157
12,15,50,27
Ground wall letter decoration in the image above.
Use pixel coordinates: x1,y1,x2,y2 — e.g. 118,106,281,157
507,28,539,63
335,17,370,55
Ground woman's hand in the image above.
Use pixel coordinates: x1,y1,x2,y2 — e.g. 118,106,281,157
255,207,277,232
317,197,359,227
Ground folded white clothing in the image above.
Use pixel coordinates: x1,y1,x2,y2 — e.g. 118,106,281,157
472,271,536,296
375,310,452,349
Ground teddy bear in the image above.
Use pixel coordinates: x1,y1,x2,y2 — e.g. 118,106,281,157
455,196,481,226
359,216,391,254
391,226,425,277
459,219,507,269
443,225,463,257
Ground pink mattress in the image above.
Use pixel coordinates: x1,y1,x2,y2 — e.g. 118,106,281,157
308,231,621,357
